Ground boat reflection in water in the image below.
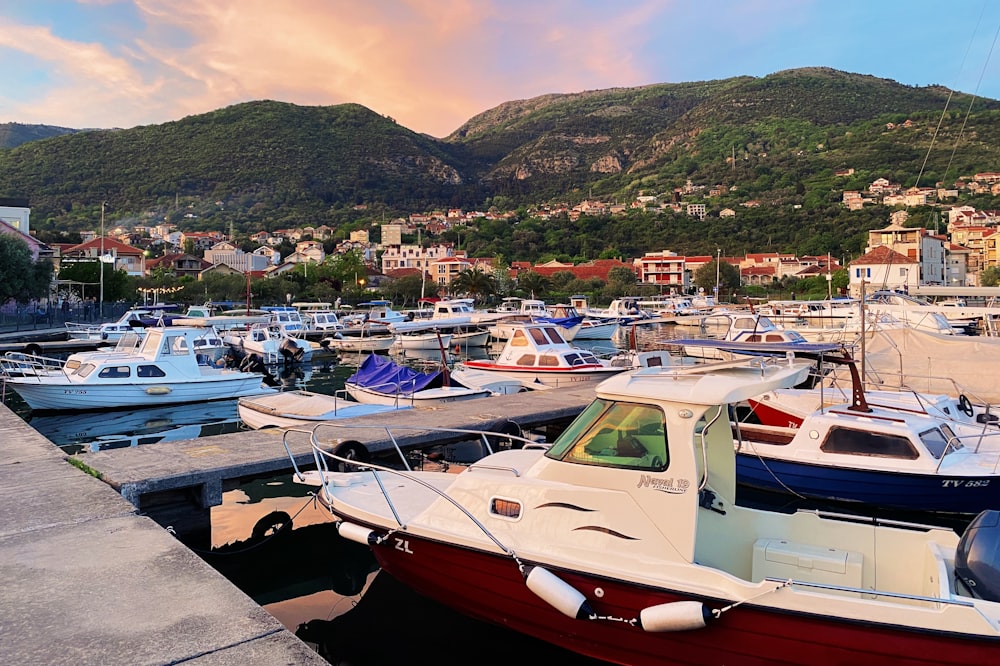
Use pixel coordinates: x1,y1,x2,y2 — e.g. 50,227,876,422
29,399,244,454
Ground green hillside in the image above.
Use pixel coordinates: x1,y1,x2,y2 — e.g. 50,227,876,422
1,68,999,260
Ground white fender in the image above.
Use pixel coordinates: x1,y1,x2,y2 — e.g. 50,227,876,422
523,566,594,620
337,521,377,546
638,601,713,631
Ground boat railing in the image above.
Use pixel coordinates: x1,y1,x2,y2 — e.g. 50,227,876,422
281,421,542,476
0,351,68,382
279,423,545,556
763,578,975,609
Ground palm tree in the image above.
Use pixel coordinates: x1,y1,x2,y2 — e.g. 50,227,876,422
516,271,550,300
449,269,497,302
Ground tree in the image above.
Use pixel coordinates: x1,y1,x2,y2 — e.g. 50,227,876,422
693,260,741,295
981,267,1000,287
449,269,497,302
0,235,47,303
516,271,549,299
58,259,130,302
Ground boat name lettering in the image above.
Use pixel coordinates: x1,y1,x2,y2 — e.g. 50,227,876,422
394,537,414,554
636,475,688,494
61,390,87,395
942,479,990,488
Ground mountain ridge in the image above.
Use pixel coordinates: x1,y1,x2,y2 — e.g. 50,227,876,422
1,67,998,259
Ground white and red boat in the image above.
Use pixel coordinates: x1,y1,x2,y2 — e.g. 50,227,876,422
456,321,626,388
290,355,1000,664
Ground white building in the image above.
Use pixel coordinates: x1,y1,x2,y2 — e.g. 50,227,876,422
0,197,30,235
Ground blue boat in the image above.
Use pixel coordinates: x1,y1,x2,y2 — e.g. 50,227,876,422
722,341,1000,515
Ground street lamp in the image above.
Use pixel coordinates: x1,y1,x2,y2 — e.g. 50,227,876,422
714,248,721,303
99,202,105,317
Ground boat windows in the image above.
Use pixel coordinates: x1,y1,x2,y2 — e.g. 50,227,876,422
546,399,669,471
98,366,131,379
510,330,530,347
75,363,97,378
819,427,919,460
514,354,536,367
137,365,166,378
538,355,559,367
920,426,961,459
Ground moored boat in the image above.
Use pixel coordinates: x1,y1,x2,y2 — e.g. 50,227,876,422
238,389,407,430
458,321,628,388
290,354,1000,664
345,353,492,406
1,326,277,411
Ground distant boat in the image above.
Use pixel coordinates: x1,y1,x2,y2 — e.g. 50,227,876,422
458,321,627,388
224,323,314,364
64,304,182,342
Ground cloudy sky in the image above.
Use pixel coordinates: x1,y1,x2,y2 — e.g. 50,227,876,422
1,0,998,138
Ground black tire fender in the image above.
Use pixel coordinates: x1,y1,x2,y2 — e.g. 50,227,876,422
331,440,371,472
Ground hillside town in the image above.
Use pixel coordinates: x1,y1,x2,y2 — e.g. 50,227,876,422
2,168,1000,303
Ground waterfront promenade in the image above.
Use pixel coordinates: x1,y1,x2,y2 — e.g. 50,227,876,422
0,400,329,665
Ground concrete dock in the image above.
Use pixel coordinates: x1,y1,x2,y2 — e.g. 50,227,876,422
0,384,595,664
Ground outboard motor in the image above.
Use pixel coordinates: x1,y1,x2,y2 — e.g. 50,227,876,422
279,337,304,362
955,510,1000,602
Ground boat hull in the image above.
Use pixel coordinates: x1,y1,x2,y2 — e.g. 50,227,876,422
458,362,623,388
7,376,274,411
344,383,491,406
362,530,998,666
735,453,1000,514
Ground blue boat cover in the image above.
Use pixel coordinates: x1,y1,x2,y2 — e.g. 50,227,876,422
534,315,584,329
347,353,441,395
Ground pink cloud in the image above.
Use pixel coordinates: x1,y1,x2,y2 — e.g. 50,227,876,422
3,0,672,136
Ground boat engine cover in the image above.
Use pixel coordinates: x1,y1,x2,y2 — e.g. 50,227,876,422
955,510,1000,602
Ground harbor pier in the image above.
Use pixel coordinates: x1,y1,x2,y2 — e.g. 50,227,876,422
0,385,594,663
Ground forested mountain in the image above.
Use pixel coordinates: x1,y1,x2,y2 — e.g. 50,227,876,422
0,122,79,149
2,67,999,260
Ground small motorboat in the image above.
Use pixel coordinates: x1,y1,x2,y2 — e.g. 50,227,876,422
1,326,277,411
238,389,408,430
288,353,1000,664
344,354,492,407
458,322,628,388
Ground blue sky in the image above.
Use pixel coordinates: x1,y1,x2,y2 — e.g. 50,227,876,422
1,0,998,138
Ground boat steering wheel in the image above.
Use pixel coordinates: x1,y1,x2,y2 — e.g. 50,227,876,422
958,394,975,418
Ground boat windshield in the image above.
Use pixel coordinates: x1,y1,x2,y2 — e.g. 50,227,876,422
545,399,669,471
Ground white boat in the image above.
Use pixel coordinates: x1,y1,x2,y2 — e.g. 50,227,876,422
319,330,396,354
390,299,493,348
261,306,308,337
0,326,277,411
384,317,454,350
579,297,651,322
865,291,958,335
291,354,1000,664
677,311,808,359
225,323,314,364
458,321,628,388
545,303,619,340
839,326,1000,405
64,304,181,342
238,389,408,430
344,354,493,406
